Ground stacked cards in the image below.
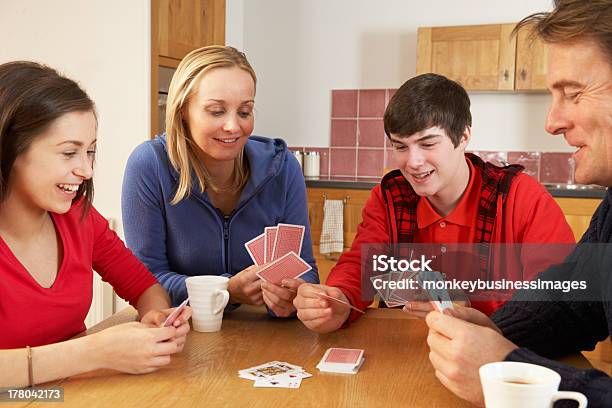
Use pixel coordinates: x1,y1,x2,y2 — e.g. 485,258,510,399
316,348,365,374
238,361,312,388
245,223,312,284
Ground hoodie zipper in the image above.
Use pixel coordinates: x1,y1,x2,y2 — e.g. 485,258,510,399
223,215,230,266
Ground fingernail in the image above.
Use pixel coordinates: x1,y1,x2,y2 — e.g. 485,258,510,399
281,279,289,286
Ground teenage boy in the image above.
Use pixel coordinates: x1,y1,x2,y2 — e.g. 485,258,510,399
294,73,574,333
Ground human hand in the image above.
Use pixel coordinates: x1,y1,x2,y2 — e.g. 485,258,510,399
262,278,304,317
425,311,517,406
92,322,182,374
293,283,351,333
141,306,192,350
443,304,501,334
228,265,263,305
403,300,470,319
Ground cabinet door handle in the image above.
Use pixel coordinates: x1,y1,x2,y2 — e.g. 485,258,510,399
502,69,509,81
520,69,527,81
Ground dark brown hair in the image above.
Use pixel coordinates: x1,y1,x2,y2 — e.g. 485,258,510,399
0,61,96,214
515,0,612,60
384,73,472,147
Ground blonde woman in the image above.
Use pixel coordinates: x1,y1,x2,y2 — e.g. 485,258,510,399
122,46,318,317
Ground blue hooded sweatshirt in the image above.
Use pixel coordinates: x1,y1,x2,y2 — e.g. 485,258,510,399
121,135,319,307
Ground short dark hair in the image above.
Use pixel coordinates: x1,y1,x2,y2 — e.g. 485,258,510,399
515,0,612,61
0,61,96,214
384,73,472,147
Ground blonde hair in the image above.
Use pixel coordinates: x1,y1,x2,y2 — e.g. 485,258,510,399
166,45,257,205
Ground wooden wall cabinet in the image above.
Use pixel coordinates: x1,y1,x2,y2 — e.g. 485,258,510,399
157,0,225,68
416,24,548,92
515,26,549,91
151,0,225,137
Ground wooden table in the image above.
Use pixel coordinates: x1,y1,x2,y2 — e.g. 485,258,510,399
19,306,475,407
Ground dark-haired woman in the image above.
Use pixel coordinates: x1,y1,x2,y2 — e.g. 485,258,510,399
0,61,191,388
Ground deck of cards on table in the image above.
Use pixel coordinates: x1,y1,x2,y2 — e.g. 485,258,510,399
244,223,312,284
317,348,365,374
238,361,312,388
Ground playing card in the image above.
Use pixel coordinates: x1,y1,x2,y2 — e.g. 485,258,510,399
323,348,363,365
162,297,189,327
239,361,305,381
369,273,397,307
245,233,266,266
256,251,312,284
239,361,297,380
264,227,277,263
314,291,365,314
418,271,454,312
271,223,305,261
253,378,301,388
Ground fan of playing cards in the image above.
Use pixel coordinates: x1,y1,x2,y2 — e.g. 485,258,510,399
317,348,365,374
238,361,312,388
245,223,312,285
370,270,454,312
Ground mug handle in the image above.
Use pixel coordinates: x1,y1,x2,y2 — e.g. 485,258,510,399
552,391,587,408
212,289,230,315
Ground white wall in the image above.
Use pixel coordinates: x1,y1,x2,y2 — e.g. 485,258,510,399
0,0,151,233
0,0,151,320
227,0,572,152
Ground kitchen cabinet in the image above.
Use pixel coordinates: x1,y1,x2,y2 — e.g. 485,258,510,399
307,188,370,283
553,197,601,241
515,25,549,91
416,23,548,92
157,0,225,68
151,0,225,136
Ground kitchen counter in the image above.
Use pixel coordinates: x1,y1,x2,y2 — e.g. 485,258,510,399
305,176,607,199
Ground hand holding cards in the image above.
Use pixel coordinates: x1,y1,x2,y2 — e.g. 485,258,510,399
162,297,190,327
317,348,365,374
245,223,311,284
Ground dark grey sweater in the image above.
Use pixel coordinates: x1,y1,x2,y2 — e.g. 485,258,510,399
493,190,612,407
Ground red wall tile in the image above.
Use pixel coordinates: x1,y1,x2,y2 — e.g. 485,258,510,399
508,151,541,181
332,90,358,118
359,89,386,118
540,152,573,184
330,148,357,177
358,119,385,148
331,119,357,147
357,149,385,177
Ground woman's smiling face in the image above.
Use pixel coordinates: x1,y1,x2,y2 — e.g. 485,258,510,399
184,66,255,164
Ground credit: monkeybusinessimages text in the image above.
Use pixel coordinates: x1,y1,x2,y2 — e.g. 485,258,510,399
371,277,588,294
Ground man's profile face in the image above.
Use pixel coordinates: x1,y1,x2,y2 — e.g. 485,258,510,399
388,126,469,200
545,40,612,186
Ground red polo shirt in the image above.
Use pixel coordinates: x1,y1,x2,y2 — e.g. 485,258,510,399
415,159,480,244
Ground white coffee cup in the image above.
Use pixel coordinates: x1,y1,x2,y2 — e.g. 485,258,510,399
185,275,230,332
479,362,587,408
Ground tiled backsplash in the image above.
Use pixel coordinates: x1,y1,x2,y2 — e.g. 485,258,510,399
290,89,575,184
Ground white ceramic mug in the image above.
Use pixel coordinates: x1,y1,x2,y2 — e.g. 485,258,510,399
479,362,587,408
185,276,230,332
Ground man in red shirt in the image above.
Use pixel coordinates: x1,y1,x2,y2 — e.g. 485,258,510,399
294,73,575,333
